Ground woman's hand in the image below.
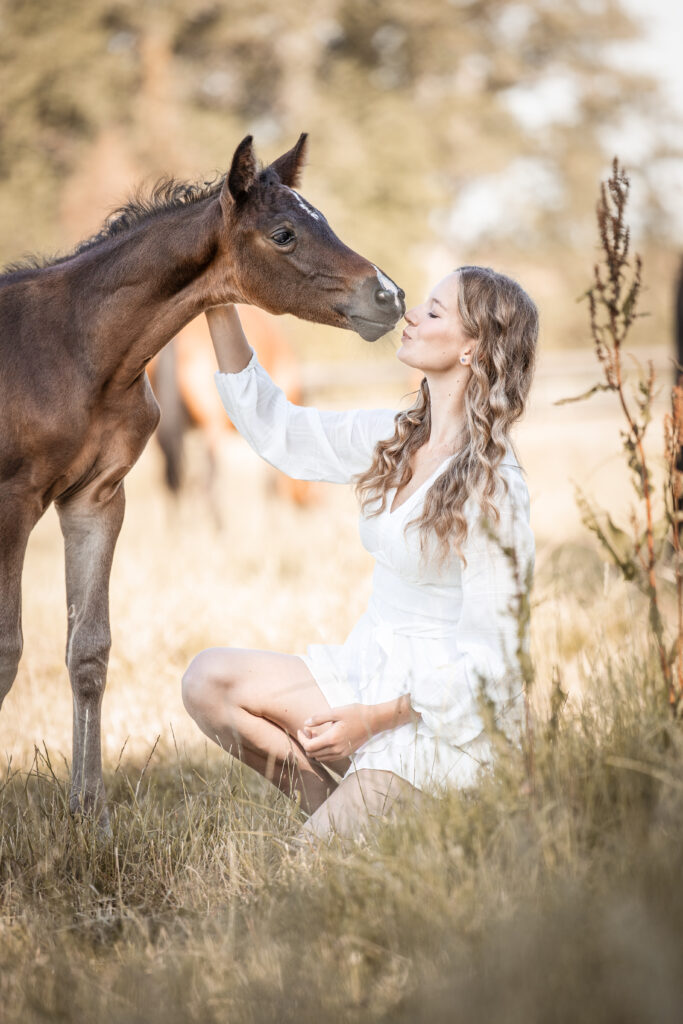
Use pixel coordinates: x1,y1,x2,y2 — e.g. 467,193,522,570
296,704,375,761
297,695,420,763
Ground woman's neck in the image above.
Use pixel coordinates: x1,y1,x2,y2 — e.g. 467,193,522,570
424,368,470,451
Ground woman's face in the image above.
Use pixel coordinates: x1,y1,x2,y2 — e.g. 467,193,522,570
396,273,473,374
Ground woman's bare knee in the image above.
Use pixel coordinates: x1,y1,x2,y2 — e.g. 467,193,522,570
181,648,237,722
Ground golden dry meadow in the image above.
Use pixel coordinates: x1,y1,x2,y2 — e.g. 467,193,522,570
1,340,682,1023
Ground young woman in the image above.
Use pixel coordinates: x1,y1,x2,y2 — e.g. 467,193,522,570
181,266,538,842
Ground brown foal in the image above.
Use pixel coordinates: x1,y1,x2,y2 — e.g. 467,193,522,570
0,133,405,827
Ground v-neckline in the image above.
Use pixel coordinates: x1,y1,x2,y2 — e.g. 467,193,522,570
388,456,452,517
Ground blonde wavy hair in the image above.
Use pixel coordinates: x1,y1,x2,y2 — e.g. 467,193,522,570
355,266,538,562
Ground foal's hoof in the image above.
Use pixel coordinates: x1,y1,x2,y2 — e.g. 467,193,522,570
69,795,112,839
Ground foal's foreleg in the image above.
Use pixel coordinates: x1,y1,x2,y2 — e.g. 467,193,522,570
0,500,38,707
57,485,126,825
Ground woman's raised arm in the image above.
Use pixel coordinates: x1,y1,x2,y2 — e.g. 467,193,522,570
205,304,252,373
208,307,396,484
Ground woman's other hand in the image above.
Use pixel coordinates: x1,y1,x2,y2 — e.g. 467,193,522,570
296,704,374,760
297,695,419,762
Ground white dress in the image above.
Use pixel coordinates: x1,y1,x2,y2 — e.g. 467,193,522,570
215,349,535,794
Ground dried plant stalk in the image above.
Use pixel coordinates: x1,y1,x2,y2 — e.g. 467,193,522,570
559,158,681,715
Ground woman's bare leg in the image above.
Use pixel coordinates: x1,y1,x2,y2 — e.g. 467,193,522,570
181,648,351,814
297,768,426,844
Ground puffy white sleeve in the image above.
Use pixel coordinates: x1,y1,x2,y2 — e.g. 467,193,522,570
214,348,396,484
409,463,535,745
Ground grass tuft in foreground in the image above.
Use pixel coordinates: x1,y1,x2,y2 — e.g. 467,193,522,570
1,646,682,1023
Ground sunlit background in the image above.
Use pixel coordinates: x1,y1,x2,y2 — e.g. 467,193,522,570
1,0,681,338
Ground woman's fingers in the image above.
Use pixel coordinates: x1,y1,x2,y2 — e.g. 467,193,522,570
297,727,313,749
301,723,328,740
307,746,339,761
304,711,336,728
297,728,331,753
297,726,343,758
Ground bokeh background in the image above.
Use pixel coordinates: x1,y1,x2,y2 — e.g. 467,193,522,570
1,0,682,771
1,0,681,341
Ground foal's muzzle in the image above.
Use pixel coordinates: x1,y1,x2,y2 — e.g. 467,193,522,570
343,269,406,342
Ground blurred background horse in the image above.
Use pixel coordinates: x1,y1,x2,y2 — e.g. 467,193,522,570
149,307,312,523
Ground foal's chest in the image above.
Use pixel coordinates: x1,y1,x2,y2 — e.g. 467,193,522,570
48,375,161,506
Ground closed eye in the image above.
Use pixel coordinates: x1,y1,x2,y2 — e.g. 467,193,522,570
428,312,439,318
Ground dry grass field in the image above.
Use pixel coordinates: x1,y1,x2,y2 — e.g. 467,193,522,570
1,342,682,1022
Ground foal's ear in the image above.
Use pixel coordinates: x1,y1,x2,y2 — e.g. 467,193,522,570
222,135,258,207
269,133,308,188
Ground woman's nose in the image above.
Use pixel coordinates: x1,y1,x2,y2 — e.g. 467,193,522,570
404,306,418,326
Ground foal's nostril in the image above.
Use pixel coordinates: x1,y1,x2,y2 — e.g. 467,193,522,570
375,288,394,306
397,287,405,302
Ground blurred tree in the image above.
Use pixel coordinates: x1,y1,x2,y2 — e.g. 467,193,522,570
0,0,678,347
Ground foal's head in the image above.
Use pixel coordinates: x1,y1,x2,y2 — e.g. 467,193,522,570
217,134,405,341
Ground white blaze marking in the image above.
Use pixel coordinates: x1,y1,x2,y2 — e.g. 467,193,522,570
372,264,399,297
284,186,322,221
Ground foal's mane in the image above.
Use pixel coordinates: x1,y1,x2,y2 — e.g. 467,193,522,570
1,174,226,281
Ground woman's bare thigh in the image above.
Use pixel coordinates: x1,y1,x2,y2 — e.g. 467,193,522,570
193,647,352,775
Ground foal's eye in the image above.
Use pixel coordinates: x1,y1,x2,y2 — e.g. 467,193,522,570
271,228,295,246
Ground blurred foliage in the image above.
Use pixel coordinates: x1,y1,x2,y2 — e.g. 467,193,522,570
0,0,679,347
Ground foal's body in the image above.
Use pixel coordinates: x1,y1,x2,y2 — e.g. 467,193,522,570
0,135,404,823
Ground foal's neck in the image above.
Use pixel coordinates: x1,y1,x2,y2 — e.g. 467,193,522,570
74,197,237,386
